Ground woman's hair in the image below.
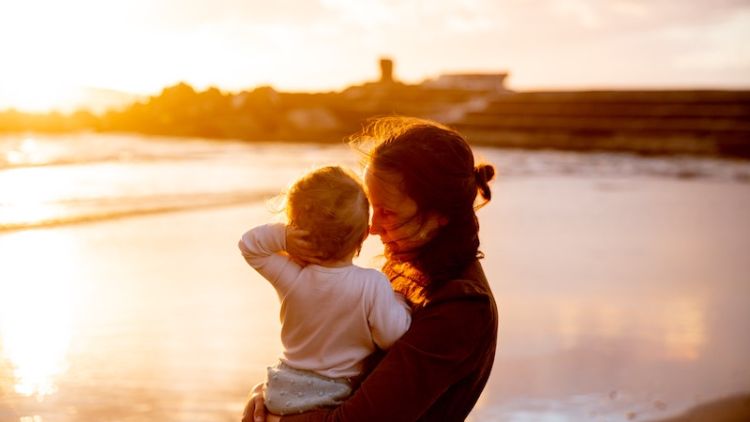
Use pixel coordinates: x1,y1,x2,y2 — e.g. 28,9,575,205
286,166,370,262
352,117,495,302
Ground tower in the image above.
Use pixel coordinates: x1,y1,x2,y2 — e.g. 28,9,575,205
379,58,394,83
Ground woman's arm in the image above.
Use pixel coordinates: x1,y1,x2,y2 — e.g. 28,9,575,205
279,296,495,422
241,382,267,422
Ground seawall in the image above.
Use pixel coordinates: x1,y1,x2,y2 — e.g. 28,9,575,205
452,90,750,158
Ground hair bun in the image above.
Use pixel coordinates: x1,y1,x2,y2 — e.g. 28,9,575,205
474,164,495,184
474,164,495,202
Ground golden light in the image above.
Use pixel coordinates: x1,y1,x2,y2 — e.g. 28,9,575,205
0,1,89,113
661,298,706,361
555,295,706,362
557,301,583,349
557,300,627,349
0,229,79,398
4,137,40,165
0,81,82,113
0,151,80,228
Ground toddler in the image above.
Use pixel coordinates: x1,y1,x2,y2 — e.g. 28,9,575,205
238,166,411,415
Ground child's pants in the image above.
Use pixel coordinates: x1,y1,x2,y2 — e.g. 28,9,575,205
264,362,353,415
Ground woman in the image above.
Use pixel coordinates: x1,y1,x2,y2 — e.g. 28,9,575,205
243,117,497,422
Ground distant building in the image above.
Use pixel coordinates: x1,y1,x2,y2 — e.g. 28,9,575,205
379,58,394,83
422,73,509,93
374,57,509,93
343,58,509,106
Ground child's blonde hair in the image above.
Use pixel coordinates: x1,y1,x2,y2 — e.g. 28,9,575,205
286,166,369,262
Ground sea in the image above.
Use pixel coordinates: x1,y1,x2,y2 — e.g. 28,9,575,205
1,132,749,422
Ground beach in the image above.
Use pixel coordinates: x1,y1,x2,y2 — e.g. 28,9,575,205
1,134,750,421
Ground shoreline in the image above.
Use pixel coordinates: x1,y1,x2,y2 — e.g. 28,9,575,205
2,127,749,160
2,170,749,421
648,393,750,422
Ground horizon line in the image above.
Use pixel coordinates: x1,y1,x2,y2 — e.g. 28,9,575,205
2,81,750,115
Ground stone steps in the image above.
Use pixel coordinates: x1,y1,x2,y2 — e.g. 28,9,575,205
453,90,750,158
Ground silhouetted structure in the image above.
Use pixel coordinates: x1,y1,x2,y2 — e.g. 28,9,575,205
379,58,394,84
423,73,508,93
454,90,750,157
1,59,749,158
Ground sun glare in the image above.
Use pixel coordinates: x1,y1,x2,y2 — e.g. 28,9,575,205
0,81,82,113
0,159,80,229
0,230,79,398
0,0,99,113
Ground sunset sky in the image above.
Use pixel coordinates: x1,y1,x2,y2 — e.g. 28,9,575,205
1,0,749,111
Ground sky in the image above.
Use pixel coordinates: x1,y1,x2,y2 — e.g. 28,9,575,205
1,0,749,111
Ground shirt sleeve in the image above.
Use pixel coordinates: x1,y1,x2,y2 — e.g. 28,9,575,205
280,296,495,422
367,275,412,350
238,223,302,294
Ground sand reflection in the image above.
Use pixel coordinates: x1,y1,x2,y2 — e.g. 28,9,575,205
662,298,705,361
556,296,705,361
0,230,78,398
0,165,77,228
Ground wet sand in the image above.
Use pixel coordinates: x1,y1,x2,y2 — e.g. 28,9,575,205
1,175,749,421
471,176,750,421
649,393,750,422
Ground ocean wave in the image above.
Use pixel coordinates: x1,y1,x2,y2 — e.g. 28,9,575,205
0,133,262,171
478,148,750,183
4,133,749,182
0,190,277,233
0,148,238,171
2,134,750,235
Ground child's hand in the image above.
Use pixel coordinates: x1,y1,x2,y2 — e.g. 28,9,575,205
285,225,325,265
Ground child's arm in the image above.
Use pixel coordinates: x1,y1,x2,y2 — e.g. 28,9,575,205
238,223,302,293
367,275,412,350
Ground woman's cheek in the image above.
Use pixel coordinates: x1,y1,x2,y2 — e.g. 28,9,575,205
388,220,420,243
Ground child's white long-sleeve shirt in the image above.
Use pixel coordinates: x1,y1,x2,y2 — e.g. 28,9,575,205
239,223,411,379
